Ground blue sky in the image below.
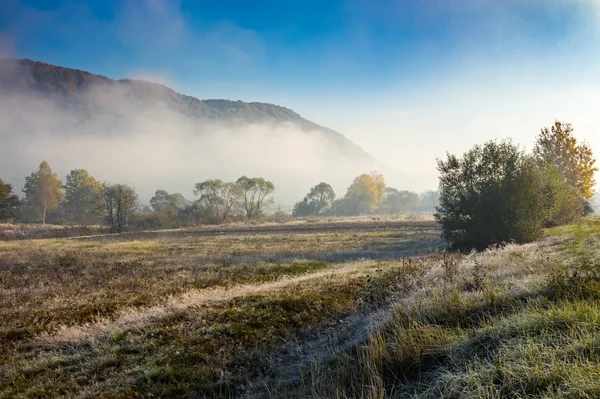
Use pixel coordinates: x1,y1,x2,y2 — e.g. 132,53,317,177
2,0,600,189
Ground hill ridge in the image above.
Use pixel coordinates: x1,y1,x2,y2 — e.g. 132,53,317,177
0,58,371,159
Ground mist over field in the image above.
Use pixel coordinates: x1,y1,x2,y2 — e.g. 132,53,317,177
0,61,407,204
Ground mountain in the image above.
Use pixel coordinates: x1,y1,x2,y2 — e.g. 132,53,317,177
0,59,409,202
0,59,372,158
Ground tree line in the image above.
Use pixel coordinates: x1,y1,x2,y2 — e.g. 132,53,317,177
291,175,439,217
0,169,279,233
0,164,437,232
6,119,586,243
436,121,598,250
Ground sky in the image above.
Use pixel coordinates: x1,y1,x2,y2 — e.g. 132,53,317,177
1,0,600,190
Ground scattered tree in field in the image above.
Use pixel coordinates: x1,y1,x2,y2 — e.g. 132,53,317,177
177,202,203,226
329,198,353,216
193,180,242,224
436,140,556,250
0,179,20,220
308,182,336,214
379,188,419,214
293,182,336,216
419,190,440,213
534,121,598,225
63,169,103,225
150,190,188,212
372,172,386,204
148,190,189,228
22,161,63,224
100,184,139,233
292,199,313,217
344,172,386,216
236,176,275,219
535,121,597,199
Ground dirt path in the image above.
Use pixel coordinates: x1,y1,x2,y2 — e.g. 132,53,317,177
241,306,391,398
37,261,377,347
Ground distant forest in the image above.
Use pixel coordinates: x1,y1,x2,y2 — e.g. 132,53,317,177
0,165,438,233
1,121,597,251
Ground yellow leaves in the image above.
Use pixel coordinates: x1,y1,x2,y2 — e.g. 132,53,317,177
535,121,598,200
371,171,386,204
345,172,386,214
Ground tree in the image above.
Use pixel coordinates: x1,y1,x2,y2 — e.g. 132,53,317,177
436,140,557,250
150,190,171,213
372,172,386,204
535,121,597,199
534,121,598,224
293,198,313,217
177,202,203,226
22,161,63,224
308,182,336,214
419,190,440,213
100,184,139,233
328,198,353,216
193,180,242,224
63,169,103,225
293,182,336,216
236,176,275,219
149,190,189,228
0,179,20,220
344,172,386,216
150,190,188,213
379,188,419,214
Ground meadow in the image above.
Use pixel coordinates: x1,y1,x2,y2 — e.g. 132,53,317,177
1,216,600,398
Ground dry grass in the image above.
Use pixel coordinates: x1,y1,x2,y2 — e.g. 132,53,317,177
293,217,600,399
0,218,441,398
3,216,598,398
0,219,440,349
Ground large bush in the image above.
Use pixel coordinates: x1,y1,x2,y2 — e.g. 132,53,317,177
435,140,557,250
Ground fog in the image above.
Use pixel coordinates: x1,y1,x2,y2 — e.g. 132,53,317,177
0,68,404,205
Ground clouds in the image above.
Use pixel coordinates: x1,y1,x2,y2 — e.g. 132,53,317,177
1,0,266,85
116,0,187,51
114,0,264,70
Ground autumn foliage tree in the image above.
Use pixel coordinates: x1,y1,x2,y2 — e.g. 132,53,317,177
344,172,386,216
23,161,63,224
534,121,598,225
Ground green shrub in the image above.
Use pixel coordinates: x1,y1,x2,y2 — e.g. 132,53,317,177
436,140,557,250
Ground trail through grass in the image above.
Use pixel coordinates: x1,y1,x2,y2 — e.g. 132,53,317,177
297,217,600,399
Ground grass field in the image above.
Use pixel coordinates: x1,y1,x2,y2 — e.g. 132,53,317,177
1,216,600,398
